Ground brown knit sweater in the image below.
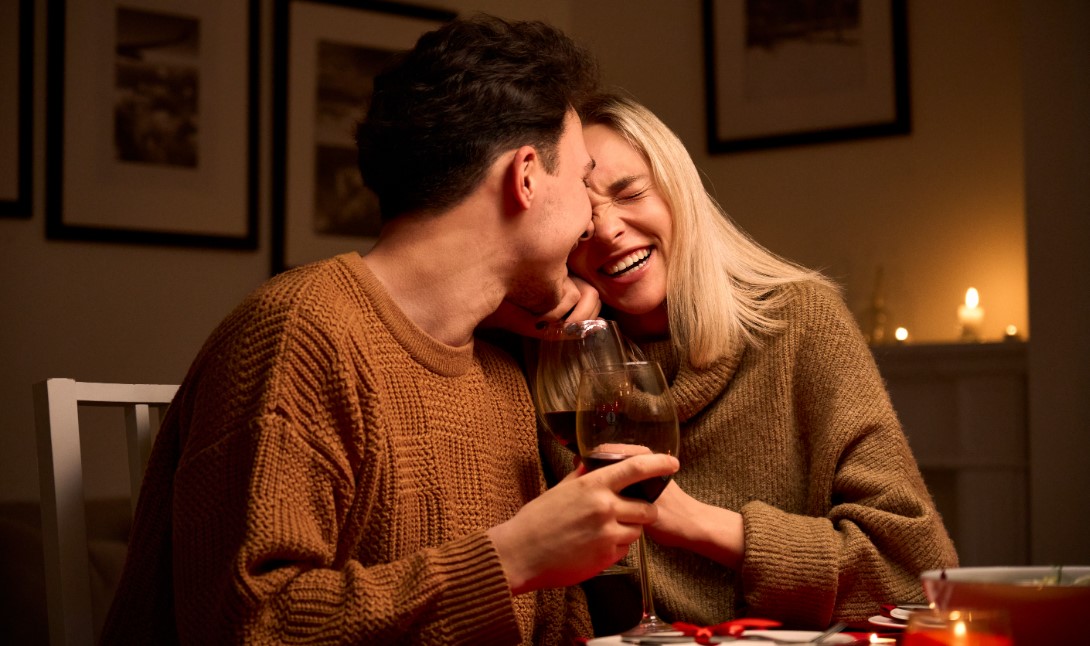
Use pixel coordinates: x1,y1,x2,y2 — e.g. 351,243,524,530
101,253,592,645
554,281,958,634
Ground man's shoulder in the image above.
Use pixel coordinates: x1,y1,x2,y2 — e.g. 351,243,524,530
203,255,371,350
228,254,369,323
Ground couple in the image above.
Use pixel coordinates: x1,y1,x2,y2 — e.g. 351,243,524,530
102,14,956,645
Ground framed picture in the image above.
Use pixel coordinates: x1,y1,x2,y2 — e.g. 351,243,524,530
272,0,455,274
703,0,909,153
45,0,259,248
1,0,32,217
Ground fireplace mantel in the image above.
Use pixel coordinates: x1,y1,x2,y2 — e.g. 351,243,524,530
872,341,1029,566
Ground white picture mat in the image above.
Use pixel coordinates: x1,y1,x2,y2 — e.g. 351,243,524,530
711,0,897,140
284,2,441,268
60,0,249,236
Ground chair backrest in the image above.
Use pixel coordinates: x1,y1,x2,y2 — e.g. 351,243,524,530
33,378,179,646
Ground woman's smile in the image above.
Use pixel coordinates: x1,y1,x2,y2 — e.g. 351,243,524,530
603,247,654,278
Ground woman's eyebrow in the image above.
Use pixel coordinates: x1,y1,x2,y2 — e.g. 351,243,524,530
607,174,642,195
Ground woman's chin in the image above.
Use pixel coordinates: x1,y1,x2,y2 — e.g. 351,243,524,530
611,304,669,340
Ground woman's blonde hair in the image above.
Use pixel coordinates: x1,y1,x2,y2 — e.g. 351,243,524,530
580,93,834,368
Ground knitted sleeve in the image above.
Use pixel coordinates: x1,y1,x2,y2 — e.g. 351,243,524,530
739,284,958,627
171,414,520,645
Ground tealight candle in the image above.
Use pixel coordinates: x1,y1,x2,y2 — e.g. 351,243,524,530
894,327,909,344
957,288,984,342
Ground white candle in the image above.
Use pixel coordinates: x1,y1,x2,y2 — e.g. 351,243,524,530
958,288,984,341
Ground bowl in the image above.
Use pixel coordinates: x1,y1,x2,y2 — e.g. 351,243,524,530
921,566,1090,644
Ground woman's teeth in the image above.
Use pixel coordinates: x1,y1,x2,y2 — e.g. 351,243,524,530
605,248,651,277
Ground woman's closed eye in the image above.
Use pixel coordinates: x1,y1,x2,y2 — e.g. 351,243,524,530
616,188,648,204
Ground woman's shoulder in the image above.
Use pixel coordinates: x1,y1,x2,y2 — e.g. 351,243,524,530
775,278,850,324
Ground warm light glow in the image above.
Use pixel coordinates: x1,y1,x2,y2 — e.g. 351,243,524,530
954,620,968,637
1006,324,1018,336
965,287,980,308
895,327,909,342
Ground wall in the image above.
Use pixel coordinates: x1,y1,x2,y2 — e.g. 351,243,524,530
0,1,1076,560
570,0,1027,344
1022,0,1090,564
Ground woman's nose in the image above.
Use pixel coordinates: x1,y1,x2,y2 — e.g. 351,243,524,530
591,204,624,242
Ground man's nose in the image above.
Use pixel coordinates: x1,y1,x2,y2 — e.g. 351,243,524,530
579,209,594,241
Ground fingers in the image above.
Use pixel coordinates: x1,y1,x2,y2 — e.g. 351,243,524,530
588,453,679,494
564,276,602,322
556,461,587,484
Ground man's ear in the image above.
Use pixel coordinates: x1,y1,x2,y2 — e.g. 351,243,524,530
508,145,538,211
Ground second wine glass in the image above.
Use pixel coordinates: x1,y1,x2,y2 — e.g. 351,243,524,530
534,319,635,450
576,360,680,636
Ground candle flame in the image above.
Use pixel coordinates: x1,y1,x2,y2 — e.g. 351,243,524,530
869,634,878,643
1006,324,1018,336
895,327,909,342
965,287,980,308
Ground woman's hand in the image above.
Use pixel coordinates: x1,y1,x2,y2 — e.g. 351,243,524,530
644,480,746,570
479,275,602,338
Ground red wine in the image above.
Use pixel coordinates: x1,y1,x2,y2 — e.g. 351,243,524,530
543,410,578,448
582,452,671,503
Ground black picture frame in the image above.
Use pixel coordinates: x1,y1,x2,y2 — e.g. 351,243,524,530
0,0,33,218
45,0,259,248
703,0,910,154
271,0,455,275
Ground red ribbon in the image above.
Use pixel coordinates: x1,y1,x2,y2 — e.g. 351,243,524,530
672,618,783,644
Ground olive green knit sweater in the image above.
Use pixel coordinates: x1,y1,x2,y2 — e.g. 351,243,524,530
559,281,958,634
102,253,592,645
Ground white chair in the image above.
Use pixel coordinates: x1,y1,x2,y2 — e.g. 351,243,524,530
33,378,179,646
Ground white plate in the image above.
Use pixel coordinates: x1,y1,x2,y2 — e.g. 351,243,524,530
867,614,906,629
588,630,856,645
744,631,856,644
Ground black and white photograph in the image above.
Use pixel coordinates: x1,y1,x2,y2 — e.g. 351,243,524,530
46,0,258,247
704,0,909,153
114,7,200,168
312,40,389,238
272,0,455,273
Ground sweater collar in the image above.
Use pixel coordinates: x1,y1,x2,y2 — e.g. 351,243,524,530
638,339,744,423
340,253,476,377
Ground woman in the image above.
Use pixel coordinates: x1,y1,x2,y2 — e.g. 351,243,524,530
556,93,958,632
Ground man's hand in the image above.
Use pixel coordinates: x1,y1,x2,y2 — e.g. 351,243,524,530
479,276,601,338
487,453,679,594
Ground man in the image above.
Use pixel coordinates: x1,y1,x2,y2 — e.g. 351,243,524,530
101,15,677,645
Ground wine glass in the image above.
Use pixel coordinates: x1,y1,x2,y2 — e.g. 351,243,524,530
576,361,680,636
533,319,637,451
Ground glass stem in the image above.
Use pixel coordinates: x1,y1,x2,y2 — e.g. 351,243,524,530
636,529,659,623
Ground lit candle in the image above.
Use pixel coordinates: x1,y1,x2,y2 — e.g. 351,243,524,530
957,288,984,341
895,327,909,344
868,634,896,644
1003,324,1020,342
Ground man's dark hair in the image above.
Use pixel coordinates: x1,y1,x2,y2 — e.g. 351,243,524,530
356,14,599,221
